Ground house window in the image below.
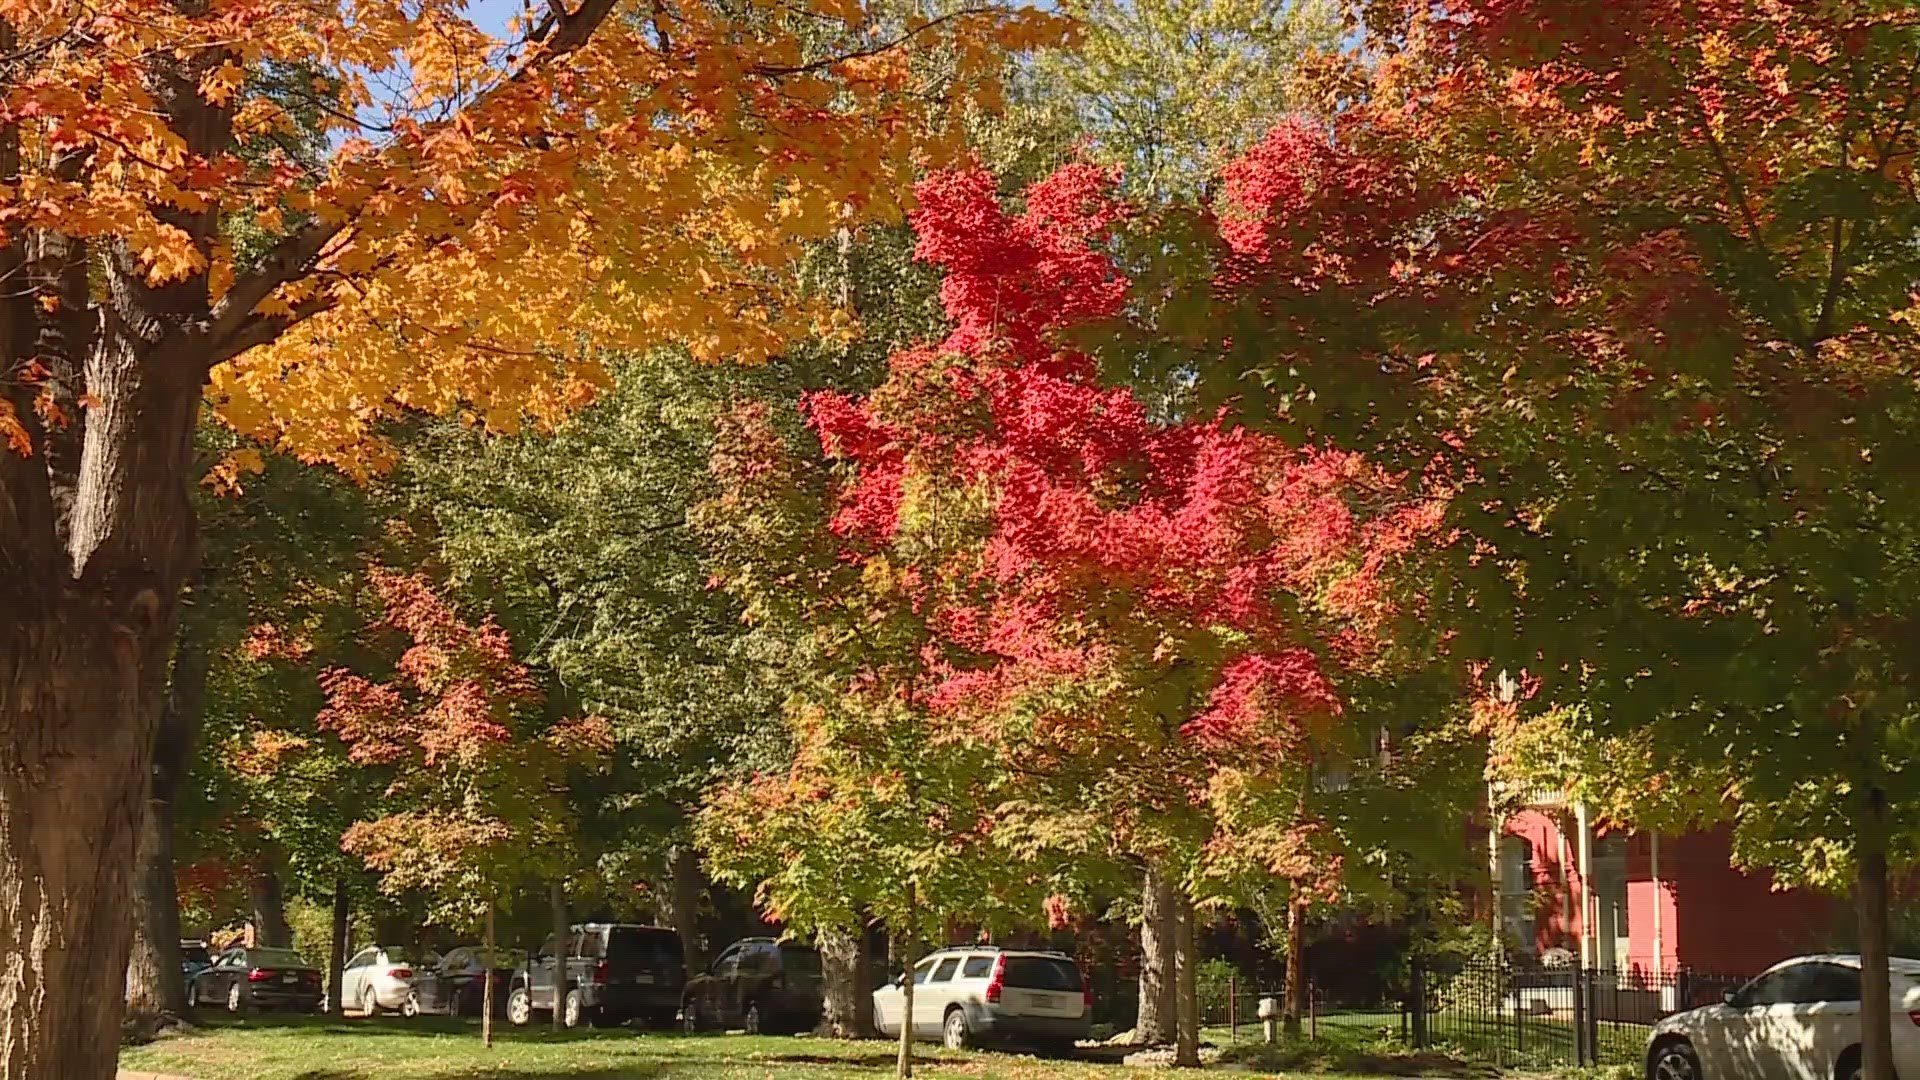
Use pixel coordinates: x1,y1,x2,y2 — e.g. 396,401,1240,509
1499,835,1536,954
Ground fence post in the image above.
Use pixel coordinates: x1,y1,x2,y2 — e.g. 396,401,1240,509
1590,966,1603,1066
1493,955,1505,1069
1309,982,1317,1041
1571,953,1587,1068
1514,963,1525,1058
1409,957,1428,1050
1229,974,1237,1044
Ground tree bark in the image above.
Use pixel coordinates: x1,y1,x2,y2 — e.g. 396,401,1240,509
125,610,211,1018
660,844,706,973
482,897,497,1048
328,879,351,1014
897,882,917,1080
818,924,874,1038
1283,894,1306,1038
549,879,569,1031
1859,784,1894,1080
1174,891,1200,1067
249,866,292,948
1137,861,1179,1045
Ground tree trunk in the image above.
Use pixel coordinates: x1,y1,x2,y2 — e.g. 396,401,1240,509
125,611,210,1018
1283,894,1306,1038
328,879,350,1014
818,925,874,1038
482,898,496,1048
249,866,292,948
0,609,176,1079
660,844,706,972
1174,890,1199,1068
1137,861,1179,1045
897,881,917,1080
549,879,569,1032
1859,784,1894,1080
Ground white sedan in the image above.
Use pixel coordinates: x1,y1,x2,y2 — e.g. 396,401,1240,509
1648,955,1920,1080
339,945,432,1016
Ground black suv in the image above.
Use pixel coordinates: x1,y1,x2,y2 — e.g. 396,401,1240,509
506,923,685,1028
681,937,824,1034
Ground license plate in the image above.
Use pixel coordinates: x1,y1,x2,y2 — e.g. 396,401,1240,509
282,974,298,984
634,973,654,985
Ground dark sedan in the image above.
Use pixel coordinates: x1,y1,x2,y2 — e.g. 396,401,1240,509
406,946,519,1017
188,947,323,1013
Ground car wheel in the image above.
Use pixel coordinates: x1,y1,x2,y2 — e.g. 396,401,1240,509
744,1001,767,1035
185,982,199,1010
401,990,421,1018
562,988,585,1029
1650,1038,1702,1080
683,999,704,1033
507,988,532,1027
942,1007,970,1050
226,982,244,1014
360,985,380,1018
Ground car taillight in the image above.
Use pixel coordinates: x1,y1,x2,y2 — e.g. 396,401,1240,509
388,968,413,980
985,955,1005,1004
248,969,275,982
1908,1011,1920,1027
593,960,609,985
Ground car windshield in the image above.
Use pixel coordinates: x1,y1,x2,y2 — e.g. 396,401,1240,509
1002,956,1081,992
383,947,432,965
249,949,308,969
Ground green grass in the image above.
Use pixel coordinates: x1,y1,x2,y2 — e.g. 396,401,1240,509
120,1014,1362,1080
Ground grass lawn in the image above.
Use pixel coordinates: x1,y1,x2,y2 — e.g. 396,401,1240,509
120,1015,1338,1080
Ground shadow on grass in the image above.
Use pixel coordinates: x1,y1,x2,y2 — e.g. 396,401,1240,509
756,1052,903,1069
293,1070,658,1080
187,1012,667,1043
1219,1039,1496,1078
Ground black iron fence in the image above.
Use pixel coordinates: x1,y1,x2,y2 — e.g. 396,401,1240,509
1411,957,1751,1069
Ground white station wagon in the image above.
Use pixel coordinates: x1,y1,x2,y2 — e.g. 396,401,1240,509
874,946,1089,1050
1648,955,1920,1080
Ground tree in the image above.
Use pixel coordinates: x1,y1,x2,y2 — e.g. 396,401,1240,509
0,0,1062,1068
1133,6,1920,1079
320,567,611,1032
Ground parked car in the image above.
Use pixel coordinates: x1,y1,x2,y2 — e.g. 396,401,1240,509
187,947,323,1013
682,937,825,1034
873,946,1089,1050
339,945,429,1016
507,923,686,1029
407,945,521,1018
180,940,212,983
1647,954,1920,1080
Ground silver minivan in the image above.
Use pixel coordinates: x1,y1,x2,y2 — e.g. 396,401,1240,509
873,946,1089,1050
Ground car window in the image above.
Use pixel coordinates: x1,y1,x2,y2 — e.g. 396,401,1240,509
346,949,374,970
602,927,684,965
442,948,473,972
736,946,770,975
567,930,587,958
249,948,307,968
1002,956,1081,992
1740,968,1799,1006
534,934,559,960
711,945,741,976
911,958,938,985
929,958,962,983
181,945,211,966
779,947,822,977
961,956,994,979
382,947,430,966
220,950,247,968
1798,963,1862,1003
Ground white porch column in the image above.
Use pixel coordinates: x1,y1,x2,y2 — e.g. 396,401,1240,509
1576,801,1594,967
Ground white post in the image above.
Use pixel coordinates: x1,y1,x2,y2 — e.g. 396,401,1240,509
1575,802,1594,968
1489,784,1504,946
1652,832,1671,1009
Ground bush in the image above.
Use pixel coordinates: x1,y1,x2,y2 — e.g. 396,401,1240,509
1196,957,1245,1021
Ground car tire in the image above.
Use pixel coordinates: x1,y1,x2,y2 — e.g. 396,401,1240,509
1649,1038,1702,1080
507,987,533,1027
226,982,245,1014
744,1001,765,1035
683,999,704,1033
401,990,421,1018
360,985,381,1018
185,982,199,1010
942,1007,970,1050
563,988,586,1029
1836,1046,1876,1080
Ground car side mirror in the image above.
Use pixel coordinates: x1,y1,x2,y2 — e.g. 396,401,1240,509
1723,991,1739,1006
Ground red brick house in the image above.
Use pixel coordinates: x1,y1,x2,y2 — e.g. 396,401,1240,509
1495,790,1839,976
